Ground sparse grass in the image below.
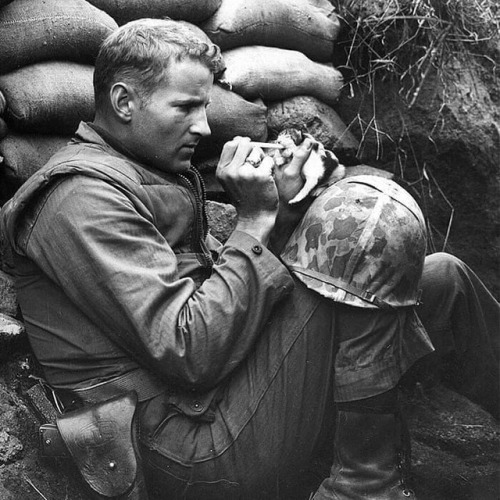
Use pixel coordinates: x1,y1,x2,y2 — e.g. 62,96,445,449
333,0,499,104
332,0,499,156
331,0,499,253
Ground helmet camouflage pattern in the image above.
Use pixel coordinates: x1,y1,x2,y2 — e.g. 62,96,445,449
281,175,427,309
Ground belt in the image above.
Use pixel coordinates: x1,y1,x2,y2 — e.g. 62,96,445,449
55,368,168,411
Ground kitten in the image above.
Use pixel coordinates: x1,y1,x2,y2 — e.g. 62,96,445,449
272,128,345,204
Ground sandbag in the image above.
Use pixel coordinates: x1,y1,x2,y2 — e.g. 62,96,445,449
0,62,94,135
0,0,117,74
86,0,222,26
0,134,70,183
207,84,268,144
201,0,340,62
307,0,338,18
267,96,359,161
0,118,8,141
221,46,343,107
178,20,214,45
177,20,226,75
196,84,267,157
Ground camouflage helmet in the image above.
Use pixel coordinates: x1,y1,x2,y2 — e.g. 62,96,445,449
281,175,427,309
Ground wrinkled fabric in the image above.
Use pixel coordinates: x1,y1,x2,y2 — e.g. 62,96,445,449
0,122,294,391
414,253,500,417
138,253,497,499
4,122,487,499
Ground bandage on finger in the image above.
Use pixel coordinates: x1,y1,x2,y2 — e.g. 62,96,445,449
246,147,263,167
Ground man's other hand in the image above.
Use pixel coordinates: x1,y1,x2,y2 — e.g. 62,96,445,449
217,137,279,245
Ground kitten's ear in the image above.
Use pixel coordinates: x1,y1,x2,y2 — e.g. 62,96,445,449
289,128,302,145
301,132,320,151
323,149,340,170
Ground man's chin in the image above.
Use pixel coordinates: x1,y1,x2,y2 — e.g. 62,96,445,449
174,158,193,173
157,157,192,174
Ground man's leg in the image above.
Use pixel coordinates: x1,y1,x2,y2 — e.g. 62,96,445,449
311,304,430,500
140,281,428,499
414,252,500,417
141,281,337,499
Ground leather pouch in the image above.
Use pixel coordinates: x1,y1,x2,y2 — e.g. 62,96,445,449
39,423,70,458
56,391,139,498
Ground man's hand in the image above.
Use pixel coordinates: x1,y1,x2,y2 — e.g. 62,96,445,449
217,137,279,245
273,136,315,205
269,137,316,254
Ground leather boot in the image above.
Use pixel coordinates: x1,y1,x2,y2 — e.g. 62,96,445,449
313,399,416,499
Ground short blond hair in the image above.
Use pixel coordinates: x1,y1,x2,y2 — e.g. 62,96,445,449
94,18,223,108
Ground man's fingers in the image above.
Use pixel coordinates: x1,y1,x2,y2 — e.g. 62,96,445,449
284,138,314,177
231,137,253,166
258,156,275,176
246,146,264,167
218,136,252,169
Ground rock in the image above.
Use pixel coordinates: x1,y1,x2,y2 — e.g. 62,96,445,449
402,384,500,499
0,429,23,464
0,313,24,340
0,313,26,363
0,270,18,317
336,58,500,297
0,384,27,465
206,200,236,243
0,362,89,499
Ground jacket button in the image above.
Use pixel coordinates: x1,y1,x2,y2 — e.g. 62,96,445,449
252,245,263,255
191,400,204,412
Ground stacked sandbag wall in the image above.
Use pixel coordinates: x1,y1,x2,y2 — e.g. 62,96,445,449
0,0,359,194
0,0,117,190
199,0,359,160
0,0,363,346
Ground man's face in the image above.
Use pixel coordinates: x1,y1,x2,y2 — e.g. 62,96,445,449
130,59,213,173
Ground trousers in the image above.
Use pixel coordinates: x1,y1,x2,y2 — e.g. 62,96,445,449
138,252,499,499
411,252,499,416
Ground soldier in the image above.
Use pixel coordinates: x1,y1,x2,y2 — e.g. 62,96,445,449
0,18,498,500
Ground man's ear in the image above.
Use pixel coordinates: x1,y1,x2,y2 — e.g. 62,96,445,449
109,82,137,122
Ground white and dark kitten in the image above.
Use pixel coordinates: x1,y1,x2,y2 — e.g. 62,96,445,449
271,128,345,204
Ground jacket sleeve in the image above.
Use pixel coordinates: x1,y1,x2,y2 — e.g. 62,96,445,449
25,175,295,390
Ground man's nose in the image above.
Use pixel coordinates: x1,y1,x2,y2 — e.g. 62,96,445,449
191,108,211,137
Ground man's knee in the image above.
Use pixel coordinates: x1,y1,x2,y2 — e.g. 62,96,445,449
417,253,466,344
423,252,464,280
421,252,468,300
422,252,496,305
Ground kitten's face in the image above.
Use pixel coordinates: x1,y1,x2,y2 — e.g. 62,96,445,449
271,128,344,204
277,128,304,148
